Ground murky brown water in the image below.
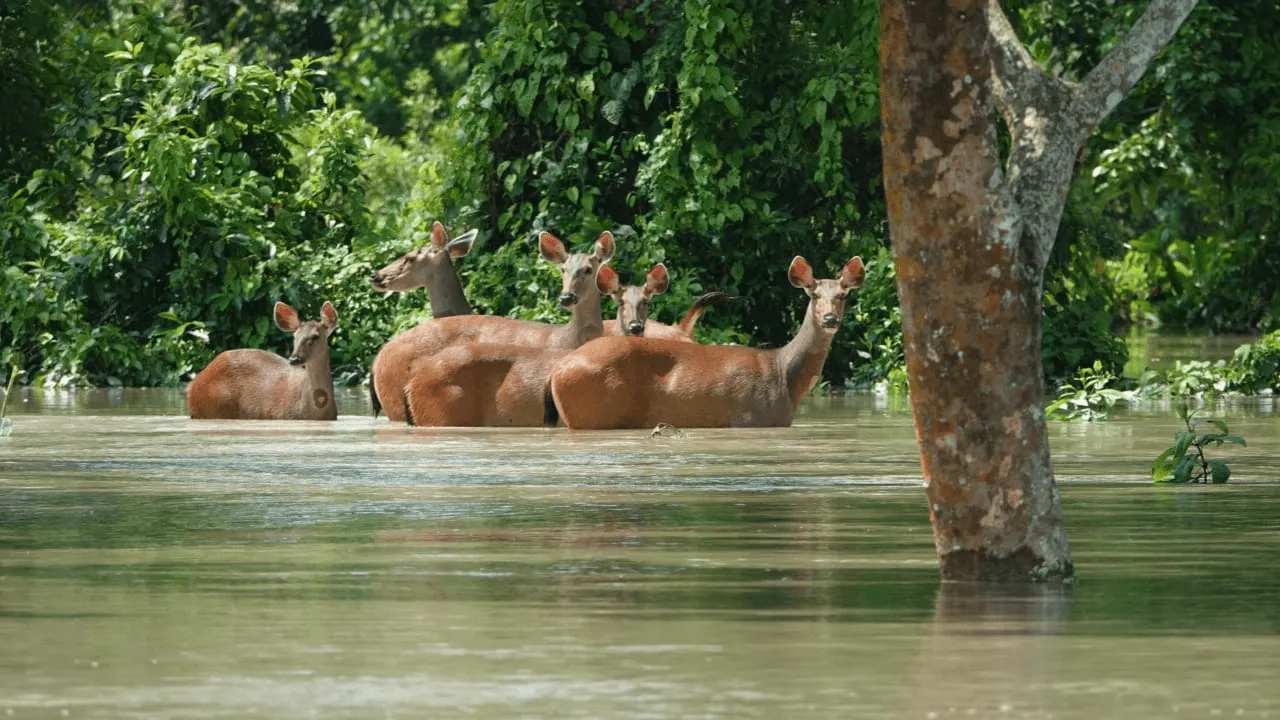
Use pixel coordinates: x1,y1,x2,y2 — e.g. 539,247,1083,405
2,389,1278,718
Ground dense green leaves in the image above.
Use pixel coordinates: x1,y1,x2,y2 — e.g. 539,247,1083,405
4,0,1276,390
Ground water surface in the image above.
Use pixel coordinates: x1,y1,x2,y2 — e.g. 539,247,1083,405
1,390,1278,718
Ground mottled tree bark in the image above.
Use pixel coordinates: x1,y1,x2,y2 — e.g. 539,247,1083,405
878,0,1197,582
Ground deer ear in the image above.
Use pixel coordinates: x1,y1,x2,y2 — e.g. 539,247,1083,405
841,256,866,289
430,221,448,248
447,228,478,259
596,264,621,295
593,231,616,263
539,232,568,264
645,263,670,296
320,301,338,328
274,302,300,332
788,256,816,290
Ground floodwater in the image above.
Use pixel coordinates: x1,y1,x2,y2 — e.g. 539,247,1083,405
1,389,1279,719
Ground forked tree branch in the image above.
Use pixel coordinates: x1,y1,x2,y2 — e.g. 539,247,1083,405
1074,0,1199,128
986,0,1065,129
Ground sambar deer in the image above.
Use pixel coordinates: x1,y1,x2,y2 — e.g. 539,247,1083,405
367,220,477,416
370,231,615,422
398,263,726,427
368,221,478,317
187,301,339,420
548,255,865,429
597,264,732,341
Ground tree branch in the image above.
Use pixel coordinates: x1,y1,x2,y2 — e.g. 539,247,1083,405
1074,0,1199,128
986,0,1066,130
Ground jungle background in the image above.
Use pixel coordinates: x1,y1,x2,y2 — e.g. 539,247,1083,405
2,0,1276,388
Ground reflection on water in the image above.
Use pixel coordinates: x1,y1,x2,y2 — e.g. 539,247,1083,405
1124,331,1259,377
1,391,1278,718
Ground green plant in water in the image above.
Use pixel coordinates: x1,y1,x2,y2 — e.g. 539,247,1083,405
1046,361,1132,422
1151,403,1247,484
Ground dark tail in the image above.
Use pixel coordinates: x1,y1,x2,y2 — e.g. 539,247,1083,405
402,386,415,427
676,291,735,337
543,382,560,427
369,366,382,418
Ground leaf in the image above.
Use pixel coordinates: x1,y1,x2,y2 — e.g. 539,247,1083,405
1151,447,1178,483
1208,460,1231,484
1220,434,1247,447
1172,454,1197,484
1191,418,1229,433
601,100,624,126
1172,431,1195,460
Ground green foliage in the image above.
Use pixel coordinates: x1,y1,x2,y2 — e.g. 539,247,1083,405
1152,403,1246,485
1014,1,1280,335
4,0,1271,392
1047,361,1132,422
1228,330,1280,393
1137,361,1232,398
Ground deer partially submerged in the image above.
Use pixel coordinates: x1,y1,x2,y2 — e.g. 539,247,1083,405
398,263,727,427
187,301,339,420
548,256,865,429
370,231,615,422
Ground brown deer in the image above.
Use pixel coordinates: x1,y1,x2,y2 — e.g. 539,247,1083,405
548,255,865,429
368,221,477,317
402,344,569,427
187,301,339,420
370,231,615,422
367,220,476,416
597,264,732,341
398,263,728,427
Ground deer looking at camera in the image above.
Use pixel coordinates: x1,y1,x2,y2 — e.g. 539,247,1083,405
187,301,339,420
548,255,865,429
597,263,732,342
369,231,615,422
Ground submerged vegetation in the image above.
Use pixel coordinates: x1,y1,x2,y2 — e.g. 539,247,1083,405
1,1,1277,389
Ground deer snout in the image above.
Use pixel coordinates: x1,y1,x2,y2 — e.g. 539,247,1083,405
288,355,305,365
369,272,387,290
626,321,645,336
559,292,578,308
821,313,841,329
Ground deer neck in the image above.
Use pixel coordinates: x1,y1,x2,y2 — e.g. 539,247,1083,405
300,349,334,394
560,284,605,345
776,303,836,407
426,262,473,317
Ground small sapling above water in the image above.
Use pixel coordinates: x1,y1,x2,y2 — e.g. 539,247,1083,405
1152,403,1247,484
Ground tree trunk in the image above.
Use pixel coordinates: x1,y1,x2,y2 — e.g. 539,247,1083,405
878,0,1198,582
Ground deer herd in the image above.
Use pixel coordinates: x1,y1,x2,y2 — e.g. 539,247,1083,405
187,222,865,429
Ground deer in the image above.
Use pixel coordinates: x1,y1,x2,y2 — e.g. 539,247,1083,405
548,255,865,429
367,221,477,416
187,301,339,420
368,220,478,317
597,263,733,341
398,263,728,427
369,231,615,423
